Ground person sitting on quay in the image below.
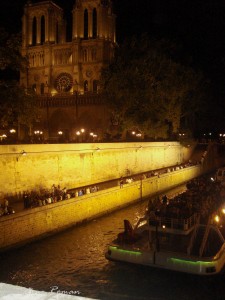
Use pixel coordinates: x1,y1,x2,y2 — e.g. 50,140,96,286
119,177,124,188
0,199,15,216
90,186,97,193
23,191,29,208
126,178,134,184
62,187,67,200
0,204,4,216
78,189,83,196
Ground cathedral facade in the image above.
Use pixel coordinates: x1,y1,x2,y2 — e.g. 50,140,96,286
20,0,116,141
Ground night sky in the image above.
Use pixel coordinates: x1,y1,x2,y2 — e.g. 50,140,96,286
1,0,225,72
1,0,225,112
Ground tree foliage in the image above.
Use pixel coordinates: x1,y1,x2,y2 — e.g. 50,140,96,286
101,35,210,139
0,28,27,72
0,28,37,136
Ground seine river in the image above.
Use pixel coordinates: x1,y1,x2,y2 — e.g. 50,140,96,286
0,185,225,300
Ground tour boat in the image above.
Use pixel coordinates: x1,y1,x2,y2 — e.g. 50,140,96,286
105,198,225,275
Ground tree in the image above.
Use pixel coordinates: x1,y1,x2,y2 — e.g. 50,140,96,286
100,35,209,140
0,28,38,141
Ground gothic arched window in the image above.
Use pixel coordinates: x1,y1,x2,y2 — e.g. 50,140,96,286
56,21,59,43
92,8,97,38
84,9,88,39
40,15,45,44
84,80,88,92
32,84,37,93
83,49,88,62
40,83,45,94
32,17,37,46
91,48,97,61
93,80,98,92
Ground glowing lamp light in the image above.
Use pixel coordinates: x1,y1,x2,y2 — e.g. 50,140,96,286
222,208,225,215
214,215,220,223
34,130,43,135
76,131,80,135
162,225,166,229
211,177,214,182
10,129,16,133
2,134,7,138
58,131,63,135
90,132,94,136
81,128,85,133
132,131,136,135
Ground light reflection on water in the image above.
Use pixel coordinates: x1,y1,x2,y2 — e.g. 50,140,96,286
0,185,224,300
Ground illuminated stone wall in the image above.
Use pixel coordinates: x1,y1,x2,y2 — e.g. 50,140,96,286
0,165,205,252
0,142,191,199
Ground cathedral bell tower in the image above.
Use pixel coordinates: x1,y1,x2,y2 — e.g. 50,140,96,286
72,0,116,43
22,1,66,48
20,0,116,95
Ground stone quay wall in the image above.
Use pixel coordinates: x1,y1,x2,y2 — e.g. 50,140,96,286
0,141,192,200
0,164,206,252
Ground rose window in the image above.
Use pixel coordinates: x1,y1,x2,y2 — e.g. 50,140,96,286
55,73,73,92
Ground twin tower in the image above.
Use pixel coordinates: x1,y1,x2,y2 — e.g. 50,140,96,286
20,0,116,95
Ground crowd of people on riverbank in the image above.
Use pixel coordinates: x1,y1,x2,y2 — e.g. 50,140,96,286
146,175,225,224
0,160,204,217
21,183,100,209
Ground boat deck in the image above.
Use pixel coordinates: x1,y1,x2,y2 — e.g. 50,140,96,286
115,225,224,258
115,230,191,253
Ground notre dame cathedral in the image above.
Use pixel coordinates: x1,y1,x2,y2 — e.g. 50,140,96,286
20,0,116,142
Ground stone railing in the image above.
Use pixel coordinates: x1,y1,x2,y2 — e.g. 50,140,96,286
37,93,104,107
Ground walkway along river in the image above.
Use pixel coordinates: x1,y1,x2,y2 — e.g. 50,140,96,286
0,181,225,300
0,161,211,252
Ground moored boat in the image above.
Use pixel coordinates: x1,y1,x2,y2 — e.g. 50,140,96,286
105,177,225,275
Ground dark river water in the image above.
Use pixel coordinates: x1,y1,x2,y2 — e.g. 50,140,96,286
0,185,225,300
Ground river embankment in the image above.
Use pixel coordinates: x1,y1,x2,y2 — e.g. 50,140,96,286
0,159,216,252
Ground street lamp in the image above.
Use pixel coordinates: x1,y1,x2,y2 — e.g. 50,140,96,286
76,128,86,142
8,128,17,143
0,134,7,142
34,130,43,143
89,132,98,142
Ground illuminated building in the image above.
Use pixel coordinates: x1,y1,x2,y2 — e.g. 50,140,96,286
20,0,116,140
